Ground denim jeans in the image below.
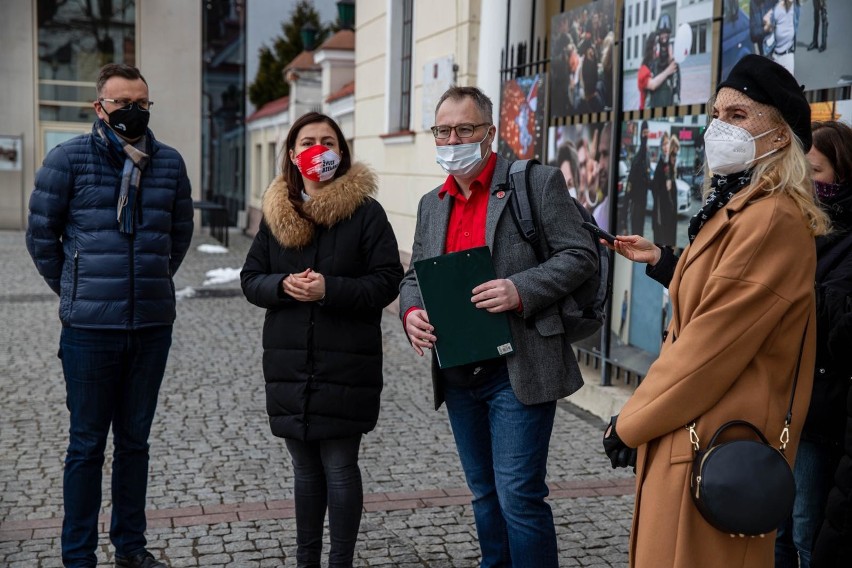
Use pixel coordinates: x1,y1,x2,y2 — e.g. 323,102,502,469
59,326,172,567
284,435,364,568
442,364,558,568
775,438,841,568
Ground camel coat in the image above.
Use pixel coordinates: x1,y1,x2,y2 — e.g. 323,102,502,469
617,182,817,568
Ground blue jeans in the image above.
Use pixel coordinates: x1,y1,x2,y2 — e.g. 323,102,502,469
284,435,364,568
59,326,172,567
775,438,840,568
442,364,558,568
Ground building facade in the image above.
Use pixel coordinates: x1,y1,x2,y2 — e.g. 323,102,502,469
0,1,204,230
244,29,355,235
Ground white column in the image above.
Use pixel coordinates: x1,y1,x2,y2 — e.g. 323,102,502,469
476,0,508,127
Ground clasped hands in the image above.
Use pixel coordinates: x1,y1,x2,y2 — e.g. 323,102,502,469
404,278,519,356
282,268,325,302
602,415,637,471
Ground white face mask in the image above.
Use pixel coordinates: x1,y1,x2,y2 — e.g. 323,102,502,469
704,119,778,176
435,132,489,176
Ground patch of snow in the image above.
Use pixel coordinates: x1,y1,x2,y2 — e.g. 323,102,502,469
175,286,197,300
197,244,229,254
203,267,241,286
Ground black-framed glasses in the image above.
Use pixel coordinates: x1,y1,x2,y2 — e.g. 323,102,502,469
99,98,154,111
430,123,490,139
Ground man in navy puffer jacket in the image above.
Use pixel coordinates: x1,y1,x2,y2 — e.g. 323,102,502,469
26,63,193,568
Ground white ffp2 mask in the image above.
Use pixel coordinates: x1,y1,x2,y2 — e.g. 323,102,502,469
435,133,489,176
704,119,778,176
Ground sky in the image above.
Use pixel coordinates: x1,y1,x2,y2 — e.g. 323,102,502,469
245,0,340,113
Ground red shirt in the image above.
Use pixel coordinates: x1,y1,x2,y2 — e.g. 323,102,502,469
440,152,497,253
404,153,501,325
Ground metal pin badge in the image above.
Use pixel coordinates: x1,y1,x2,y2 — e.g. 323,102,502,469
496,191,506,199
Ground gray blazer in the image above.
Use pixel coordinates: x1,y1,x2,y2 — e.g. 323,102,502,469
399,154,598,410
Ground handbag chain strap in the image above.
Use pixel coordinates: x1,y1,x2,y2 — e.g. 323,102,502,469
686,314,811,453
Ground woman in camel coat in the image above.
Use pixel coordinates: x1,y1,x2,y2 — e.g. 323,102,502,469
601,55,830,567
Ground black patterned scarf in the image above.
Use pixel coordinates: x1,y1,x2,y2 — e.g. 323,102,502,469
95,120,150,234
687,171,752,243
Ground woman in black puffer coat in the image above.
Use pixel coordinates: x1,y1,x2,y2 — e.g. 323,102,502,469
241,112,403,568
781,121,852,568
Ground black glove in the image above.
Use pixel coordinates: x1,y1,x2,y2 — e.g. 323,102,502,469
602,415,637,470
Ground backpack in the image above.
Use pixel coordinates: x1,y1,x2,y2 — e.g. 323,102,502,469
505,159,610,343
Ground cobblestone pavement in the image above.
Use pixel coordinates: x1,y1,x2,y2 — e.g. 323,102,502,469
0,229,634,567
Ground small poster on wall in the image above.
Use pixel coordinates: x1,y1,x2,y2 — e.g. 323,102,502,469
0,136,22,171
621,0,713,111
498,74,546,162
421,56,455,131
720,0,852,89
549,0,616,117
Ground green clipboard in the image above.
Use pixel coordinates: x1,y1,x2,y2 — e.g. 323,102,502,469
413,246,514,369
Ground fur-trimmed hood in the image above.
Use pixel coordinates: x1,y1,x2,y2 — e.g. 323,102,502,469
262,162,377,248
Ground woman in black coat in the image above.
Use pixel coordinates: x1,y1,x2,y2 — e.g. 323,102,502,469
772,120,852,568
651,132,677,247
807,121,852,568
241,112,403,568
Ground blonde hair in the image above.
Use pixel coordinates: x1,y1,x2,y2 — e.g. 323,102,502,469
702,97,830,237
669,136,680,156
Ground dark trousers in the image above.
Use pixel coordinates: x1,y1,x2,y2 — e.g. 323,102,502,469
442,364,559,568
284,435,364,568
59,326,172,567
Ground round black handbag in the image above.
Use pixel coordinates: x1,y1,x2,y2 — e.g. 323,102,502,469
689,420,795,536
687,323,808,537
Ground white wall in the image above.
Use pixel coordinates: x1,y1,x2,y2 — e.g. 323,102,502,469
140,0,203,201
0,1,36,229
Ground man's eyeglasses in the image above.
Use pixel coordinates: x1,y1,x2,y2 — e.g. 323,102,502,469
99,98,154,111
430,123,490,140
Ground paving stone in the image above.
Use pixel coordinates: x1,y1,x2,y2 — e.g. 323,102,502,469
0,230,633,567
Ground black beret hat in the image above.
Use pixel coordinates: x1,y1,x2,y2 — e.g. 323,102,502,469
717,54,811,152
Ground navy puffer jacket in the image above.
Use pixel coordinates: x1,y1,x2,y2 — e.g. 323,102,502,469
26,121,194,329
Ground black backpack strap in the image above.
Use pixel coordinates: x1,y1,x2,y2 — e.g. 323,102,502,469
507,159,543,261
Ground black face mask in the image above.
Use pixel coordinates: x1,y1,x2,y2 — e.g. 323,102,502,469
105,104,150,139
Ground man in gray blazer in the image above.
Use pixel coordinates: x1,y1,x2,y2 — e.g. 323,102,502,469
399,86,598,567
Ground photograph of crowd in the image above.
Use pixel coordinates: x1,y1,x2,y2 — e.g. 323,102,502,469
546,122,614,232
498,74,545,161
549,0,615,118
621,0,713,111
721,0,852,88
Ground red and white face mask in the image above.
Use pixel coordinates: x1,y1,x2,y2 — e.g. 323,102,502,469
293,145,341,182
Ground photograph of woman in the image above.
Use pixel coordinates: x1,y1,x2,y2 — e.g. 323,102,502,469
601,55,829,567
652,135,680,247
241,112,403,567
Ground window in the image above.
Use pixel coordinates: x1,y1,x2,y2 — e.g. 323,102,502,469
643,0,648,24
254,143,263,198
387,0,414,133
698,22,708,53
37,1,136,125
268,142,277,182
628,6,632,28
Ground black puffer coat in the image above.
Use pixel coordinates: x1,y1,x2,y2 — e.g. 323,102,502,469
811,190,852,567
241,163,403,440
